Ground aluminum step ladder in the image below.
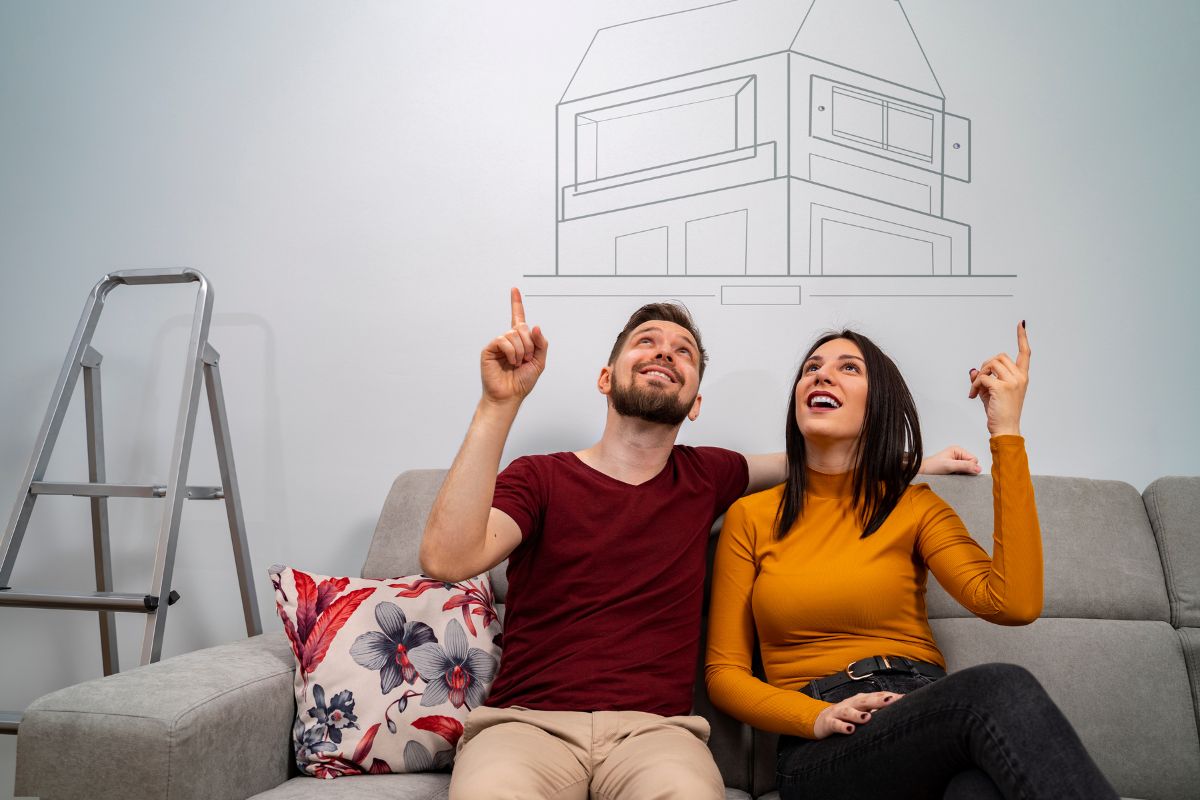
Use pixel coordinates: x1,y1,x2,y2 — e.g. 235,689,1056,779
0,269,263,734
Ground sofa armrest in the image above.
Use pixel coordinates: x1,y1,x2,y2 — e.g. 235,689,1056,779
16,633,297,800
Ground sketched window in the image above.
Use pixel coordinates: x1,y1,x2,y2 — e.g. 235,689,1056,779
575,76,755,184
831,86,934,163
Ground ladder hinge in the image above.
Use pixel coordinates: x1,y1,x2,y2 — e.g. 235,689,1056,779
143,590,181,611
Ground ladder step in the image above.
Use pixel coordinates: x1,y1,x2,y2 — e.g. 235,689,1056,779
30,481,224,499
0,589,180,613
0,712,19,735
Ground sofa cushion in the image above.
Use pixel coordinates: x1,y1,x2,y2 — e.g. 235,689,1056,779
923,475,1170,622
932,617,1200,800
1143,476,1200,627
250,773,451,799
1179,626,1200,751
270,565,501,777
749,619,1197,800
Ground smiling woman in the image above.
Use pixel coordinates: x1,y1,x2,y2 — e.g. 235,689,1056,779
706,323,1120,799
783,330,919,540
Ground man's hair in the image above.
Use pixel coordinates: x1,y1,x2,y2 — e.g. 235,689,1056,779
776,329,922,540
607,302,709,379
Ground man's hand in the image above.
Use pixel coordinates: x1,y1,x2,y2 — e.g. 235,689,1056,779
969,321,1031,437
481,288,549,405
920,445,982,475
812,691,902,738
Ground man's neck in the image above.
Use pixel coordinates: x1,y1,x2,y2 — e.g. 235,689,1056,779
575,408,682,486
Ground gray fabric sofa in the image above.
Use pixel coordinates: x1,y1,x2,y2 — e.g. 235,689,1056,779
15,470,1200,800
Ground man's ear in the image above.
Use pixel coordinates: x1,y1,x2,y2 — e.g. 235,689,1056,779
597,365,613,396
687,393,703,422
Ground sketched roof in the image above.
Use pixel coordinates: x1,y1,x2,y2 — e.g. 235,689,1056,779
561,0,944,104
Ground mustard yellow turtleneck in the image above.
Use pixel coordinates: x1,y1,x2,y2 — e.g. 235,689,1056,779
704,436,1042,739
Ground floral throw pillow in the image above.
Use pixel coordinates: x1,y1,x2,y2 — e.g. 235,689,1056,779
268,565,502,778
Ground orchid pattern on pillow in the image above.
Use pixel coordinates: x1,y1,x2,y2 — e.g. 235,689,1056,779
270,565,502,778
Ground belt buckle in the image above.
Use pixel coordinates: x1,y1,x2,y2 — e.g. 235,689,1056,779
846,659,872,680
846,656,891,680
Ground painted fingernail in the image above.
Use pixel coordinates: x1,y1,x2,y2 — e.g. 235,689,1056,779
860,713,869,720
1021,320,1027,330
846,725,855,733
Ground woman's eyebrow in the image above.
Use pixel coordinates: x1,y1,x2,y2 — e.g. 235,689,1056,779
805,354,863,362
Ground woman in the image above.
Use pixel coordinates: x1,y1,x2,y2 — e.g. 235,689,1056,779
705,324,1116,799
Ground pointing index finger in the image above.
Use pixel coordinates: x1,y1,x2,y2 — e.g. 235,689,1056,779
1016,320,1031,371
510,287,526,328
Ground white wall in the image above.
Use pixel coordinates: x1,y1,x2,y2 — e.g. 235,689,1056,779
1,1,1198,795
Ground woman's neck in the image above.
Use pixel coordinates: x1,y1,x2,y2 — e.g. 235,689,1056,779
803,438,858,475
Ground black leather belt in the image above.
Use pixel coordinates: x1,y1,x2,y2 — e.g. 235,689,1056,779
800,656,947,699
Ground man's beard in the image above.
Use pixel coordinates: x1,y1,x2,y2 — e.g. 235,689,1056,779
610,368,692,426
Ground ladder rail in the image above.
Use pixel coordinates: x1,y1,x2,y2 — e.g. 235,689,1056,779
82,345,119,676
140,270,213,664
203,344,263,637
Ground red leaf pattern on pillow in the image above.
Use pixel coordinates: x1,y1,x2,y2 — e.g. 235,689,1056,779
411,715,465,746
351,722,381,763
294,570,319,644
316,576,350,616
301,587,376,675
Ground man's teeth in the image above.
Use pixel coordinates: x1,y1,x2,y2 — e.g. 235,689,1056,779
810,395,840,408
643,369,673,381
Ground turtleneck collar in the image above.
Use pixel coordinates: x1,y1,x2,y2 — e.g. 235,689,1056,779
805,467,855,499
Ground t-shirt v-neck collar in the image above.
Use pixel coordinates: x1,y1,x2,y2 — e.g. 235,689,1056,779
567,449,674,488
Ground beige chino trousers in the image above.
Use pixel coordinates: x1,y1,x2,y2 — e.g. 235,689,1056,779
448,706,726,800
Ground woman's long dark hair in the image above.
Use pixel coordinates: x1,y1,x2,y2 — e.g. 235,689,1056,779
776,330,922,539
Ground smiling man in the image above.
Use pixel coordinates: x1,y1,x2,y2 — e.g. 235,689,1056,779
419,289,977,800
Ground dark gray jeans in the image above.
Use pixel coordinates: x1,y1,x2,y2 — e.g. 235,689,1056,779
775,663,1118,800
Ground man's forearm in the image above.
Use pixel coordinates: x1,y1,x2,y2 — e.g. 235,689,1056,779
421,397,521,576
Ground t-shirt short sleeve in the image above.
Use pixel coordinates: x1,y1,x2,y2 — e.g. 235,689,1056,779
491,455,547,541
691,446,749,517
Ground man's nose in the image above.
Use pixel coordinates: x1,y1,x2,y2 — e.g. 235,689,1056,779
654,350,674,363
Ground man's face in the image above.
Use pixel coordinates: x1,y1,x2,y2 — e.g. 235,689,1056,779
601,320,702,426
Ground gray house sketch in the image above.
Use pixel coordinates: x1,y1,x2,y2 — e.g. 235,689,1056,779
547,0,977,305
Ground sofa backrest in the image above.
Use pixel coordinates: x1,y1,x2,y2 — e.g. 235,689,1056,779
360,470,510,603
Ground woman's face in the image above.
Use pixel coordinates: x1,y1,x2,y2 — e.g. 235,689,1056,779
793,337,868,443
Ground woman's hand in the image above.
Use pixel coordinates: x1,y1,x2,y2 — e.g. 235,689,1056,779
812,691,902,738
969,321,1031,437
480,287,549,406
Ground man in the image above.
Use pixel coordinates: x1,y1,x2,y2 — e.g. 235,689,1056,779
420,289,977,799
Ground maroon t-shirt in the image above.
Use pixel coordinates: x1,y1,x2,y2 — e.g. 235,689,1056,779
486,445,748,716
